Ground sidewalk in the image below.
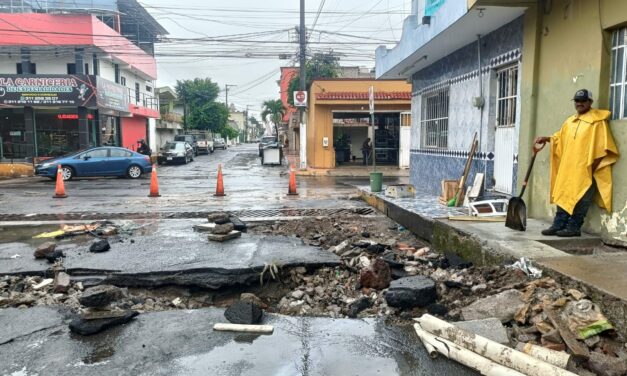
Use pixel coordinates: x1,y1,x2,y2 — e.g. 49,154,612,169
358,184,627,337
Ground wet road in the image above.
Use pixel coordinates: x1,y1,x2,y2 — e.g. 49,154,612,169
0,307,476,376
0,144,398,216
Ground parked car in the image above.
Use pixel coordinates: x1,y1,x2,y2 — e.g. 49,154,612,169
35,147,152,181
196,134,214,154
174,134,198,155
214,138,227,150
258,136,278,156
157,141,194,165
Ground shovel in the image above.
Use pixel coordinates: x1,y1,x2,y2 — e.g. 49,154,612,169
505,142,546,231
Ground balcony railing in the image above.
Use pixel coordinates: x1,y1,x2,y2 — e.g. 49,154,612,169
161,112,183,123
128,88,159,111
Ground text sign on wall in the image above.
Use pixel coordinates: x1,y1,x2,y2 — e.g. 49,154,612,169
0,75,96,107
96,77,129,112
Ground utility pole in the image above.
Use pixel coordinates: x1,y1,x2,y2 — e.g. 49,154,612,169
245,105,250,143
298,0,307,169
224,84,237,111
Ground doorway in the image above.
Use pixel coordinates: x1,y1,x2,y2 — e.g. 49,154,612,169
493,64,519,194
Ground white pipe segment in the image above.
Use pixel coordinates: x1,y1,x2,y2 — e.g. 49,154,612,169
416,314,577,376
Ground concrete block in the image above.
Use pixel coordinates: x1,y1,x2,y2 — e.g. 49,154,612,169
208,230,242,242
454,318,510,345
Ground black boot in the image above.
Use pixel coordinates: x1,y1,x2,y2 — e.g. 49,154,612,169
541,226,563,236
556,228,581,237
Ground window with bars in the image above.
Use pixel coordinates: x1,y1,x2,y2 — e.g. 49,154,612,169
421,88,449,148
496,65,519,127
611,27,627,120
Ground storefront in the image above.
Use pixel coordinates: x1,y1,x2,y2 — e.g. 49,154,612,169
0,74,129,160
306,79,411,169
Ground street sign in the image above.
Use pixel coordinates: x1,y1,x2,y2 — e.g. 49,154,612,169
294,90,307,107
368,86,374,114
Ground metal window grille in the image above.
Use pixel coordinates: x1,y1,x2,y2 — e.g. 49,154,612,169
496,65,519,127
610,28,627,120
420,88,449,148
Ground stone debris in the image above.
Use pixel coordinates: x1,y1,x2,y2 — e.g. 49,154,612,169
89,238,111,253
384,276,436,309
45,250,64,263
454,318,509,345
212,223,235,235
79,285,124,308
193,223,216,232
69,310,139,336
224,301,263,324
207,230,241,242
230,216,247,232
462,289,525,323
359,258,391,290
33,242,56,259
53,272,70,293
207,212,230,224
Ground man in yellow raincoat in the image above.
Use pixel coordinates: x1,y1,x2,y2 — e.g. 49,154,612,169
535,89,619,237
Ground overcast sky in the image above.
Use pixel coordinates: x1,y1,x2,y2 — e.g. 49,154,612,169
145,0,411,117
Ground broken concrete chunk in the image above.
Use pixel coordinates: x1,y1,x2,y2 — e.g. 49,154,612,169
240,293,267,309
347,297,372,318
359,258,391,290
224,301,262,325
207,212,230,224
69,310,139,336
211,223,235,235
454,318,510,345
193,223,216,232
79,285,123,308
588,352,627,376
34,242,56,259
229,216,247,232
89,239,110,253
207,230,241,242
45,250,64,263
384,275,436,309
461,289,525,323
53,272,71,293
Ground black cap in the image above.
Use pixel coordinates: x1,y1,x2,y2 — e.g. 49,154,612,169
573,89,593,101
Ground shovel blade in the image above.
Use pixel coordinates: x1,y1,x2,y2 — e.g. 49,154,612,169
505,197,527,231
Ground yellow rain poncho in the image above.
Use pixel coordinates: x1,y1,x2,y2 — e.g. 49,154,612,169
550,109,619,214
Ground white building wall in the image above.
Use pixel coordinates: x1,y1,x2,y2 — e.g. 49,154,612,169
0,56,21,74
99,60,116,82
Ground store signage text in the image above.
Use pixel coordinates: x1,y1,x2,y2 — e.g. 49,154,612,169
57,114,95,120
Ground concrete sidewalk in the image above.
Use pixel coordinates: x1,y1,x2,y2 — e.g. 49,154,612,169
358,185,627,336
297,166,409,177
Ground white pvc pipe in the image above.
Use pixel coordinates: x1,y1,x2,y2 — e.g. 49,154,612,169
213,323,274,334
416,314,577,376
415,324,525,376
516,343,571,369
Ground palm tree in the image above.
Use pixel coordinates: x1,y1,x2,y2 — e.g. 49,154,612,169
261,99,286,137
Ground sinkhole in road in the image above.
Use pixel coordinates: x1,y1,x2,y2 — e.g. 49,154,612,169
0,211,529,325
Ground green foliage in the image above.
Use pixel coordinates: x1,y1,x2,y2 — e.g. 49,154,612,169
175,78,220,106
287,53,340,106
261,99,286,135
220,125,239,139
176,78,226,131
186,102,228,132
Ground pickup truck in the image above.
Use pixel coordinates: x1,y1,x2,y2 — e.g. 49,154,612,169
195,134,215,154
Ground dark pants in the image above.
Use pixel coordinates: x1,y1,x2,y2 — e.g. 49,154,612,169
551,183,596,231
362,150,371,165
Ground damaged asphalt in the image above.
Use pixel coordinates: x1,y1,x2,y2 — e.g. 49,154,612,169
0,306,475,376
0,219,340,289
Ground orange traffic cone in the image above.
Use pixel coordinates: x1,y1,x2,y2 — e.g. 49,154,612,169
214,164,225,197
148,164,161,197
287,164,298,196
53,165,67,198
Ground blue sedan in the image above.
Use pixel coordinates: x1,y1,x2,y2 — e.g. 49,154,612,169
35,147,153,181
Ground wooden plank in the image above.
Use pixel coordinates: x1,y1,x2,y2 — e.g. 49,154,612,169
545,306,590,359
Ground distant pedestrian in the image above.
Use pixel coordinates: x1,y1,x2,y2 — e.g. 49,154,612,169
362,138,372,166
137,139,151,156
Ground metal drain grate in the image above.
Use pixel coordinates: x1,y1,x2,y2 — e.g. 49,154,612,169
0,208,375,222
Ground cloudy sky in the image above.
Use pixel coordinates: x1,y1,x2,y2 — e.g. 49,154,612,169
144,0,411,117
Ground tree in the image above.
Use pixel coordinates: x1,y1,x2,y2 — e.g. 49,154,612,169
261,99,286,136
175,78,229,133
287,53,340,106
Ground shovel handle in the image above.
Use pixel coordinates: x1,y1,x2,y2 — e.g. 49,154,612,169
518,142,546,198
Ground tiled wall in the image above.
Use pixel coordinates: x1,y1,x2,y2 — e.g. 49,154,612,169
409,16,523,196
